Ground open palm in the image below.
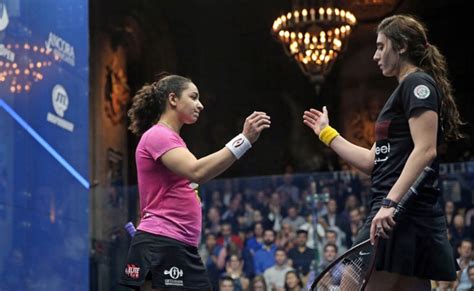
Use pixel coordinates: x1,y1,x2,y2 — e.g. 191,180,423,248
303,106,330,136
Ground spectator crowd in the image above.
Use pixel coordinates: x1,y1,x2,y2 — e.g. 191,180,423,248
198,169,474,290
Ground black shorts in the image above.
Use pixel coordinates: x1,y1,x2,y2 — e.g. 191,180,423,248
118,231,211,290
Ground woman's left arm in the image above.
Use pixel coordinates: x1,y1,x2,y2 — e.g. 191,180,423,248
370,108,438,243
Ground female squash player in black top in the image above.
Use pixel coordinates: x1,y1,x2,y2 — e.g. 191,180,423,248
303,15,462,290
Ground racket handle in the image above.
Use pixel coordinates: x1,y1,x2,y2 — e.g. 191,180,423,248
124,221,137,237
393,166,435,220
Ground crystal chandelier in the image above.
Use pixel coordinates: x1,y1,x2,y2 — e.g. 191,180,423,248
271,0,357,93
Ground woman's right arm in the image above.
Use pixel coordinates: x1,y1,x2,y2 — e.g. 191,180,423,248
161,111,270,184
329,137,375,175
303,106,375,175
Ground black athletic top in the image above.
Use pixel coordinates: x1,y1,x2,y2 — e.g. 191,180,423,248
370,71,444,216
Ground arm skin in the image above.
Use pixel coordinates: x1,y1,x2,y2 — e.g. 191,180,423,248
160,111,271,184
303,106,375,175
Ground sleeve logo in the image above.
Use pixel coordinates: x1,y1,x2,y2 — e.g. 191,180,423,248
413,84,430,99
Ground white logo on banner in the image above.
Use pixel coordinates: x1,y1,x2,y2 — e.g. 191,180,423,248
0,4,13,62
47,85,75,132
0,43,14,61
0,3,9,31
52,85,68,117
45,32,75,67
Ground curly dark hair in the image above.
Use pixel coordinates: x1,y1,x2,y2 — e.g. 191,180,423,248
377,15,464,141
127,74,192,136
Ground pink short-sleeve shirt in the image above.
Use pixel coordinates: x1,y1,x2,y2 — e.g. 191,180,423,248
135,124,202,247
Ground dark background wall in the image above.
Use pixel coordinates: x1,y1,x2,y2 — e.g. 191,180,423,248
90,0,473,182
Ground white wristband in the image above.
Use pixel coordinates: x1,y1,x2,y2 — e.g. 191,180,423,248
225,133,252,159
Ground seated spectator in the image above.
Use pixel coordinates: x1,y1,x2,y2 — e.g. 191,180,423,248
348,208,364,245
254,190,269,214
321,228,346,256
241,246,256,279
288,230,315,277
444,200,456,228
217,222,244,250
315,243,342,287
246,222,265,254
433,280,455,291
284,270,304,291
204,206,221,235
268,192,284,232
222,195,243,227
222,254,250,291
254,229,277,275
299,213,325,250
210,190,224,211
321,199,350,234
251,275,268,291
276,172,300,204
219,275,234,291
243,201,256,228
340,194,360,221
263,248,293,290
317,243,339,273
282,205,306,231
321,198,351,246
237,214,252,244
277,222,296,252
450,214,469,248
455,239,474,290
198,233,223,289
467,265,474,289
253,209,270,229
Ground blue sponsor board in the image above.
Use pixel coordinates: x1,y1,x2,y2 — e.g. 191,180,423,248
0,0,89,290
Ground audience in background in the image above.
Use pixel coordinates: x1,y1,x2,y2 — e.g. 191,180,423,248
287,230,314,281
197,168,473,290
253,229,277,275
263,248,293,291
284,270,304,291
222,254,250,291
250,275,267,291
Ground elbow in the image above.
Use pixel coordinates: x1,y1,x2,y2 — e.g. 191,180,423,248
189,170,209,184
193,176,209,184
426,147,437,163
416,145,437,164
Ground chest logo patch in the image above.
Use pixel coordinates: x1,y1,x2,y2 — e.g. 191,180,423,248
414,84,430,99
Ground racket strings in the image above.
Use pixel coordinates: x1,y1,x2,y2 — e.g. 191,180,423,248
313,245,374,291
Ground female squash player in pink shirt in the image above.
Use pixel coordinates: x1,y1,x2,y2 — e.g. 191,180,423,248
119,74,270,290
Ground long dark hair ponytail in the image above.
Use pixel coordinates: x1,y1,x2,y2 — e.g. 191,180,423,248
377,15,464,141
128,73,192,136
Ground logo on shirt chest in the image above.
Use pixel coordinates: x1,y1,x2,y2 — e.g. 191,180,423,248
375,141,390,164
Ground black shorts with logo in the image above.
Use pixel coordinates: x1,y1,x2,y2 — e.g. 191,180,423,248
118,230,211,290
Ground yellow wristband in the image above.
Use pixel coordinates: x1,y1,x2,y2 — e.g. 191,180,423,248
319,125,340,146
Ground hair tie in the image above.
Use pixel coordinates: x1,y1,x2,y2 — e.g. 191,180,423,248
424,42,430,49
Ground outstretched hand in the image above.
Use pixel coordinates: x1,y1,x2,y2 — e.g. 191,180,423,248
242,111,271,143
303,106,330,136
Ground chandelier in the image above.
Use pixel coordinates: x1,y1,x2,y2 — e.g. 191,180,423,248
271,0,357,93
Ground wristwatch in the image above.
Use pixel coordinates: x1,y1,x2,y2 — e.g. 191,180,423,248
381,198,398,208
